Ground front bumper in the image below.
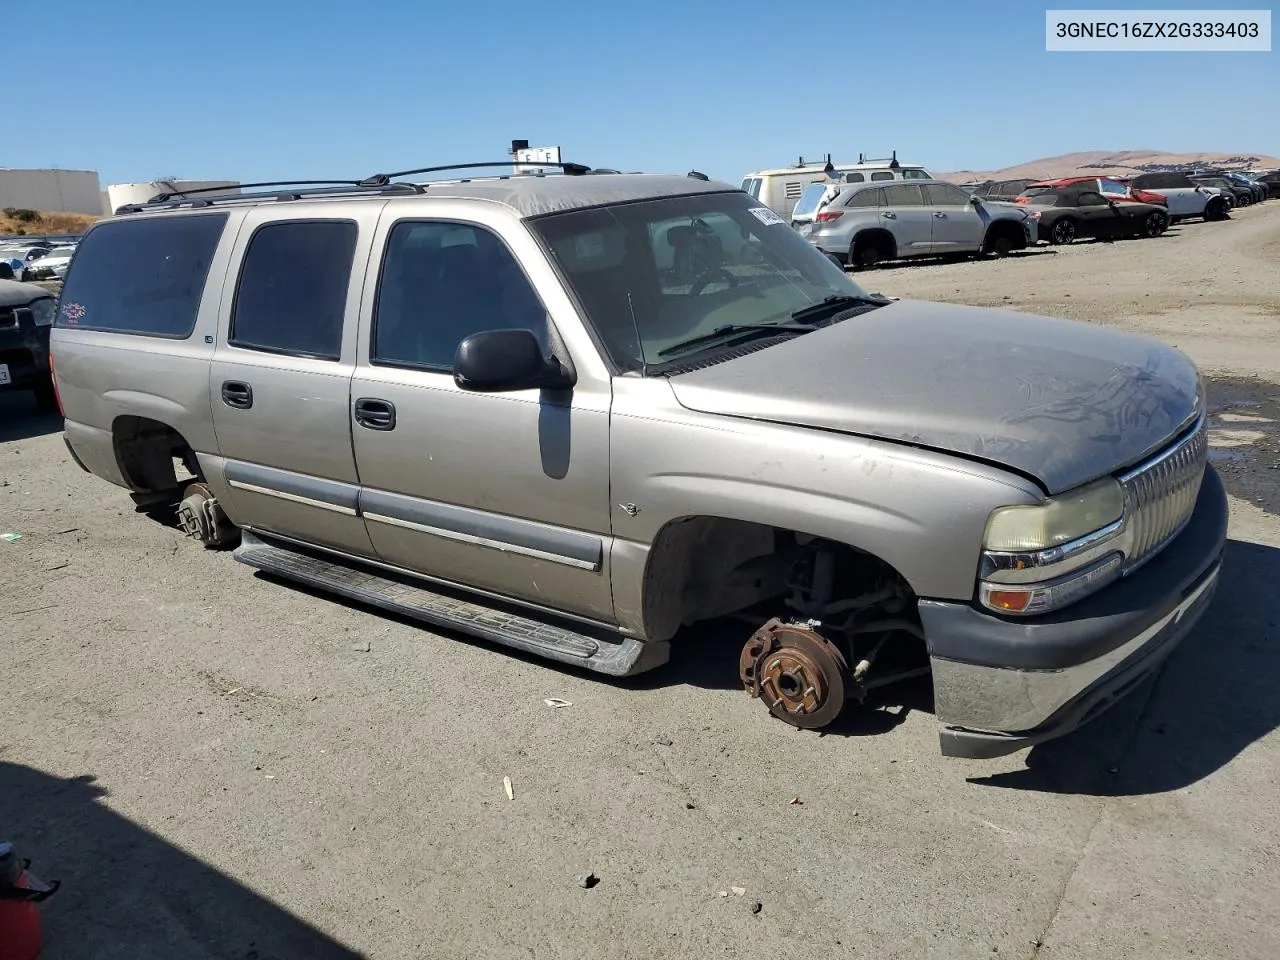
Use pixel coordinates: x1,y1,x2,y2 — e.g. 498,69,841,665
0,328,51,391
919,464,1228,759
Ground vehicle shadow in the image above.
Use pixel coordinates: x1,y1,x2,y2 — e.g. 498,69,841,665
969,537,1280,796
859,247,1060,272
0,392,62,442
0,762,363,960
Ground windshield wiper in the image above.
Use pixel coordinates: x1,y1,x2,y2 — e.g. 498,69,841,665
656,322,813,359
790,293,886,325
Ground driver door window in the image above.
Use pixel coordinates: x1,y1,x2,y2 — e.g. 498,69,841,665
372,221,549,370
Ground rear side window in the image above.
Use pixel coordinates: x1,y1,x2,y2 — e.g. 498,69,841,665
902,169,931,180
230,220,357,360
844,189,878,208
870,171,894,181
54,214,227,337
882,184,926,206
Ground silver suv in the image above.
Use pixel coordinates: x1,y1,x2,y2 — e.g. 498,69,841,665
800,179,1037,268
49,163,1226,760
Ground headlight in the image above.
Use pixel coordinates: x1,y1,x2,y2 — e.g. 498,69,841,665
978,477,1125,615
983,477,1123,551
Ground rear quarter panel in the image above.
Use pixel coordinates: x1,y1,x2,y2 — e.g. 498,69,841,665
51,209,247,488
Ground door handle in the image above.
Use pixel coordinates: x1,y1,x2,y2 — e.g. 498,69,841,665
221,381,253,409
354,398,396,431
881,211,897,219
933,212,947,219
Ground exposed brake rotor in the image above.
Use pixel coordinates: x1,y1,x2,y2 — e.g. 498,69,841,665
739,618,850,730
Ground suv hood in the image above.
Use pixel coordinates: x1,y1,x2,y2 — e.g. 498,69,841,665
666,299,1201,495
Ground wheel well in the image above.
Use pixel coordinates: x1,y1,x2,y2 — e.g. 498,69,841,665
984,219,1023,241
640,516,919,643
852,229,896,259
111,416,199,494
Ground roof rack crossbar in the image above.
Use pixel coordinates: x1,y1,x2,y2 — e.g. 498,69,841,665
359,160,591,186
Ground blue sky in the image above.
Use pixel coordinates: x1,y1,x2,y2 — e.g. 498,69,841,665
9,0,1277,187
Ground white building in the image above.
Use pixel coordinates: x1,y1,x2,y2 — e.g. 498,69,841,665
105,179,241,214
0,168,103,215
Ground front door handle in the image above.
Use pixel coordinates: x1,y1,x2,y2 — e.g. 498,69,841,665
354,398,396,431
881,211,897,219
933,212,947,219
221,381,253,409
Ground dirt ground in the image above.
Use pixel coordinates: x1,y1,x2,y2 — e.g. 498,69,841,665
2,204,1278,960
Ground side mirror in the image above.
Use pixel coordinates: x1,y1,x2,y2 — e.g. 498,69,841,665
969,196,982,205
453,328,575,393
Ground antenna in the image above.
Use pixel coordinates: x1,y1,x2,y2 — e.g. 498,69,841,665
626,292,649,377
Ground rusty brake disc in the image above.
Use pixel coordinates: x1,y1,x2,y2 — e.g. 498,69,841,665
739,618,849,730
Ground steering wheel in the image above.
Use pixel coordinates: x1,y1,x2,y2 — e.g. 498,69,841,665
689,268,738,296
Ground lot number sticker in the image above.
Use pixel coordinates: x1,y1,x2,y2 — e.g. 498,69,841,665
749,206,786,226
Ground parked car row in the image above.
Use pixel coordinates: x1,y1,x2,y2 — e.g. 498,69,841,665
0,238,78,282
744,157,1272,271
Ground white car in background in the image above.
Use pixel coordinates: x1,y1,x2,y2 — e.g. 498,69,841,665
22,245,75,281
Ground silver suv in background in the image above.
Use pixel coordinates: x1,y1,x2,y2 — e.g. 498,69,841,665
799,179,1037,268
50,163,1226,761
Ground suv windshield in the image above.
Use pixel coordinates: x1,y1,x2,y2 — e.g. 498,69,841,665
530,191,873,372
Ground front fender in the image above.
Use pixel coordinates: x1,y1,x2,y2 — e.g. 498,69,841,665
607,380,1043,636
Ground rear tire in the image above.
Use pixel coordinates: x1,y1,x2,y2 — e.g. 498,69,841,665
851,240,885,270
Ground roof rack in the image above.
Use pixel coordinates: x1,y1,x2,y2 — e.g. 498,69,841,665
856,151,902,168
113,159,596,215
358,160,591,186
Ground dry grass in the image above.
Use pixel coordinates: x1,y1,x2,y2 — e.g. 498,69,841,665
0,210,100,237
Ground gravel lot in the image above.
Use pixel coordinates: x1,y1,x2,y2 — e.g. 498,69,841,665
2,204,1278,960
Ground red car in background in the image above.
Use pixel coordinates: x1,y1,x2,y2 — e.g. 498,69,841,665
1016,176,1168,209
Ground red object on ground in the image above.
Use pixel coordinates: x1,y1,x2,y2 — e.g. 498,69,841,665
0,842,59,960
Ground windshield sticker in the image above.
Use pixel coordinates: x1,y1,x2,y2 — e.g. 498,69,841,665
748,206,785,227
61,301,86,324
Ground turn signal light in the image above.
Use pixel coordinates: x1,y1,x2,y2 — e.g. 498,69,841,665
983,590,1034,613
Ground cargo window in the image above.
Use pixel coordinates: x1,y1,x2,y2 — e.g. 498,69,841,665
372,221,549,371
901,169,931,180
53,213,227,338
230,220,357,361
869,171,895,181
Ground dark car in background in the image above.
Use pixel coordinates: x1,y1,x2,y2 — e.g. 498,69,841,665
1190,175,1253,207
0,278,60,410
1021,186,1169,245
963,178,1038,202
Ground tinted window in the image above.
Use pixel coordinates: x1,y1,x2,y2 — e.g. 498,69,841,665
923,183,971,205
870,171,894,181
844,172,865,183
230,221,356,360
54,214,227,337
845,189,878,208
1024,190,1059,205
882,184,926,206
373,221,548,371
1077,191,1106,206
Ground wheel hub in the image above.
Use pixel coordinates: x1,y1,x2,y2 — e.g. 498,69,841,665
739,618,850,730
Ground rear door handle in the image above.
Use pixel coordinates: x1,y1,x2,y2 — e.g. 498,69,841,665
933,212,947,219
881,211,897,219
221,381,253,409
354,398,396,431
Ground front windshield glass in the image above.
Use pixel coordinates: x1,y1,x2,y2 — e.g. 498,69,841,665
530,191,873,373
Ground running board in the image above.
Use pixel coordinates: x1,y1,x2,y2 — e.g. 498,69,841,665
233,531,667,677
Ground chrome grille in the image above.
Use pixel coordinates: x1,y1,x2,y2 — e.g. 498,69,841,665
1119,416,1208,571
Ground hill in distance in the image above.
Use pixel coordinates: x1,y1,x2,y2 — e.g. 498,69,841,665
939,149,1280,184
